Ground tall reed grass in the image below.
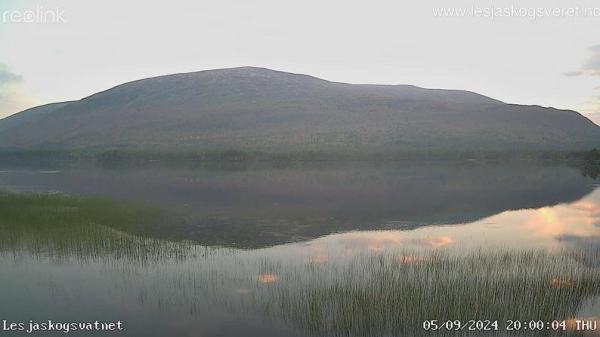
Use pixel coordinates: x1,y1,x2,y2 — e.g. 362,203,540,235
0,191,192,263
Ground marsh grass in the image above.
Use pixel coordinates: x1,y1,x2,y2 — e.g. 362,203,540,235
239,250,600,337
1,191,599,336
0,191,192,262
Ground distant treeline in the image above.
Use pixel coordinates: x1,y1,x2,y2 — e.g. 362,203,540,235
82,147,600,163
1,148,599,164
577,148,600,162
573,148,600,179
78,148,600,164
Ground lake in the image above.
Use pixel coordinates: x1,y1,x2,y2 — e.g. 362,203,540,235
0,160,599,336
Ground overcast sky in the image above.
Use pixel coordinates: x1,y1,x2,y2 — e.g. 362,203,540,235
1,0,600,122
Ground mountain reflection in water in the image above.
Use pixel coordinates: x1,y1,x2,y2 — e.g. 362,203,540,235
0,161,596,248
0,161,599,337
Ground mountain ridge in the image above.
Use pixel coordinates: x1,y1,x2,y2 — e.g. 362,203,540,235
1,66,598,154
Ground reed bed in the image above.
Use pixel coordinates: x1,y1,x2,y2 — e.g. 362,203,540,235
238,250,600,337
1,191,599,336
0,191,193,263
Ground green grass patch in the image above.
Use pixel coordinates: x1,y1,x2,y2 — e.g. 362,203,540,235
0,191,191,262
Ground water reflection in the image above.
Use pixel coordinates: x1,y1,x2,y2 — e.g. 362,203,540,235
0,162,599,336
0,161,596,248
300,188,600,258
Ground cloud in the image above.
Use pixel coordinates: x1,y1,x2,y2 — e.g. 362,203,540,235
564,71,583,77
0,64,35,118
567,46,600,124
0,64,23,84
566,45,600,77
580,94,600,124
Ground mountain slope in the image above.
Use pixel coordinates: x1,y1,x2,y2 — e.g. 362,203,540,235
0,102,72,133
0,67,598,153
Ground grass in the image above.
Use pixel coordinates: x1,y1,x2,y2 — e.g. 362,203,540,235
229,250,600,336
0,191,192,262
0,191,598,336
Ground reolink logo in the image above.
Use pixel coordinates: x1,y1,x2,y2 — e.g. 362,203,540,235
1,6,66,24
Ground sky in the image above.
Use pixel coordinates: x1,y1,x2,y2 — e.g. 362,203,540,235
0,0,600,123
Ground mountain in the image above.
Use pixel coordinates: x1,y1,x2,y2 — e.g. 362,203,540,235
0,102,73,134
0,67,598,154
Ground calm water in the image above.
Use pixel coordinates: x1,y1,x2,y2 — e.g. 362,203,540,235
0,161,599,336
